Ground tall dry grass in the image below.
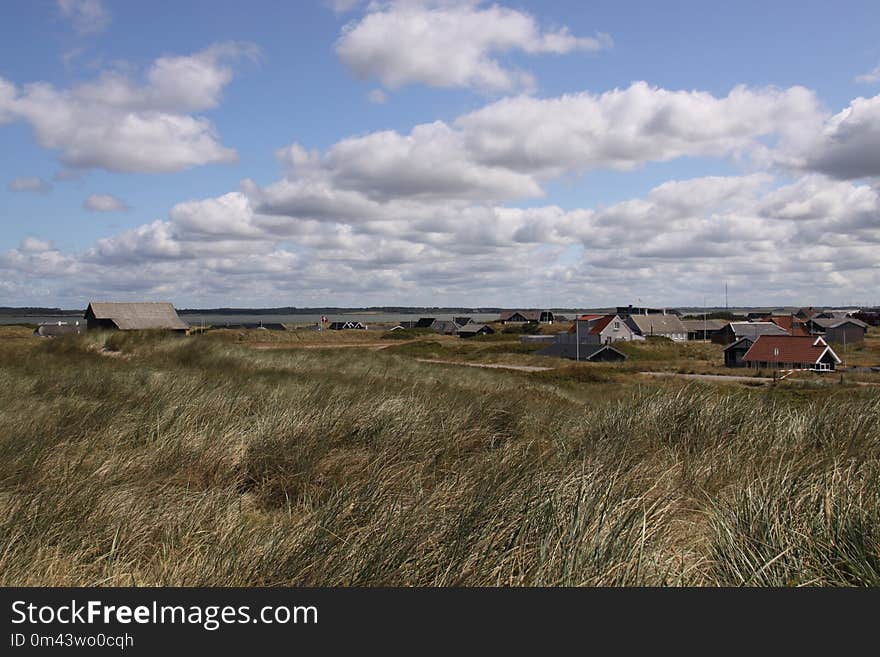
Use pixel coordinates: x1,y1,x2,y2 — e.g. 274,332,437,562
0,331,877,585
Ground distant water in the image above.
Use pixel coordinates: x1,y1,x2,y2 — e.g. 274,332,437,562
1,312,505,327
0,315,85,326
181,312,504,328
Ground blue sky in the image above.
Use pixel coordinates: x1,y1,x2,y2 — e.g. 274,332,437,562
1,1,879,307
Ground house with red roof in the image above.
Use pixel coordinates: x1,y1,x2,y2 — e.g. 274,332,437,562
568,314,639,344
766,315,810,336
742,335,841,371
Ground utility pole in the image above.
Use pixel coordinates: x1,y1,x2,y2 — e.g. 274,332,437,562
703,296,707,342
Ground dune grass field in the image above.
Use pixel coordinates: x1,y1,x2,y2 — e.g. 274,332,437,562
0,325,878,586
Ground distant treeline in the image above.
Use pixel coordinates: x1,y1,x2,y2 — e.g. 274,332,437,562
681,311,739,320
0,307,82,316
176,307,509,315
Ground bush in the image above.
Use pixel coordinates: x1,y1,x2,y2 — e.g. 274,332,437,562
502,322,540,335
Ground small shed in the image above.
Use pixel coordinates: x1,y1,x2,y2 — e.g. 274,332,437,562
825,319,868,344
458,323,495,338
536,343,627,362
806,317,867,343
723,337,754,368
431,320,461,335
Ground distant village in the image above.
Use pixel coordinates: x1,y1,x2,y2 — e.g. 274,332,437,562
32,301,880,374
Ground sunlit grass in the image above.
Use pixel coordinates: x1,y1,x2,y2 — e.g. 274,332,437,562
0,331,877,586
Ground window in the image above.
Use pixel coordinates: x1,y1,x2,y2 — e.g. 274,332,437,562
613,321,620,330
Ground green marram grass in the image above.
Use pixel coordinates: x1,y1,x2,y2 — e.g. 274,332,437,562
0,329,878,586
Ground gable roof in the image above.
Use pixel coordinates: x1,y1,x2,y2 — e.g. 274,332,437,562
500,310,542,321
626,314,687,335
568,314,618,334
579,344,627,360
766,316,809,335
727,321,790,339
590,315,617,335
458,323,493,335
743,335,841,365
681,319,728,331
808,317,868,330
431,320,460,334
86,302,188,330
722,336,756,352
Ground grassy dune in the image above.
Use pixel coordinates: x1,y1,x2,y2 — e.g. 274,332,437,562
0,328,878,586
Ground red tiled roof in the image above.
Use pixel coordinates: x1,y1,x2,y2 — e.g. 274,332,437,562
743,335,838,364
588,315,615,335
767,316,810,336
568,314,615,334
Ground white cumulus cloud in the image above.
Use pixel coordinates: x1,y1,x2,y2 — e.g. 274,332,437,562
0,43,256,173
336,1,611,92
83,193,129,212
782,93,880,180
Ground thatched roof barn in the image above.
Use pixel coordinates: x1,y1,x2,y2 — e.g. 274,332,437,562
84,302,189,332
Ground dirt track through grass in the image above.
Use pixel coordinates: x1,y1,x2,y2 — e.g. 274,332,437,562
415,358,554,372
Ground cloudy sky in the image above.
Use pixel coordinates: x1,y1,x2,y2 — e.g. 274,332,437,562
2,0,879,308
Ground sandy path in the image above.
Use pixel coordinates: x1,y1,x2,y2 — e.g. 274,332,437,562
640,371,880,386
250,341,411,351
415,358,553,372
640,371,772,384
